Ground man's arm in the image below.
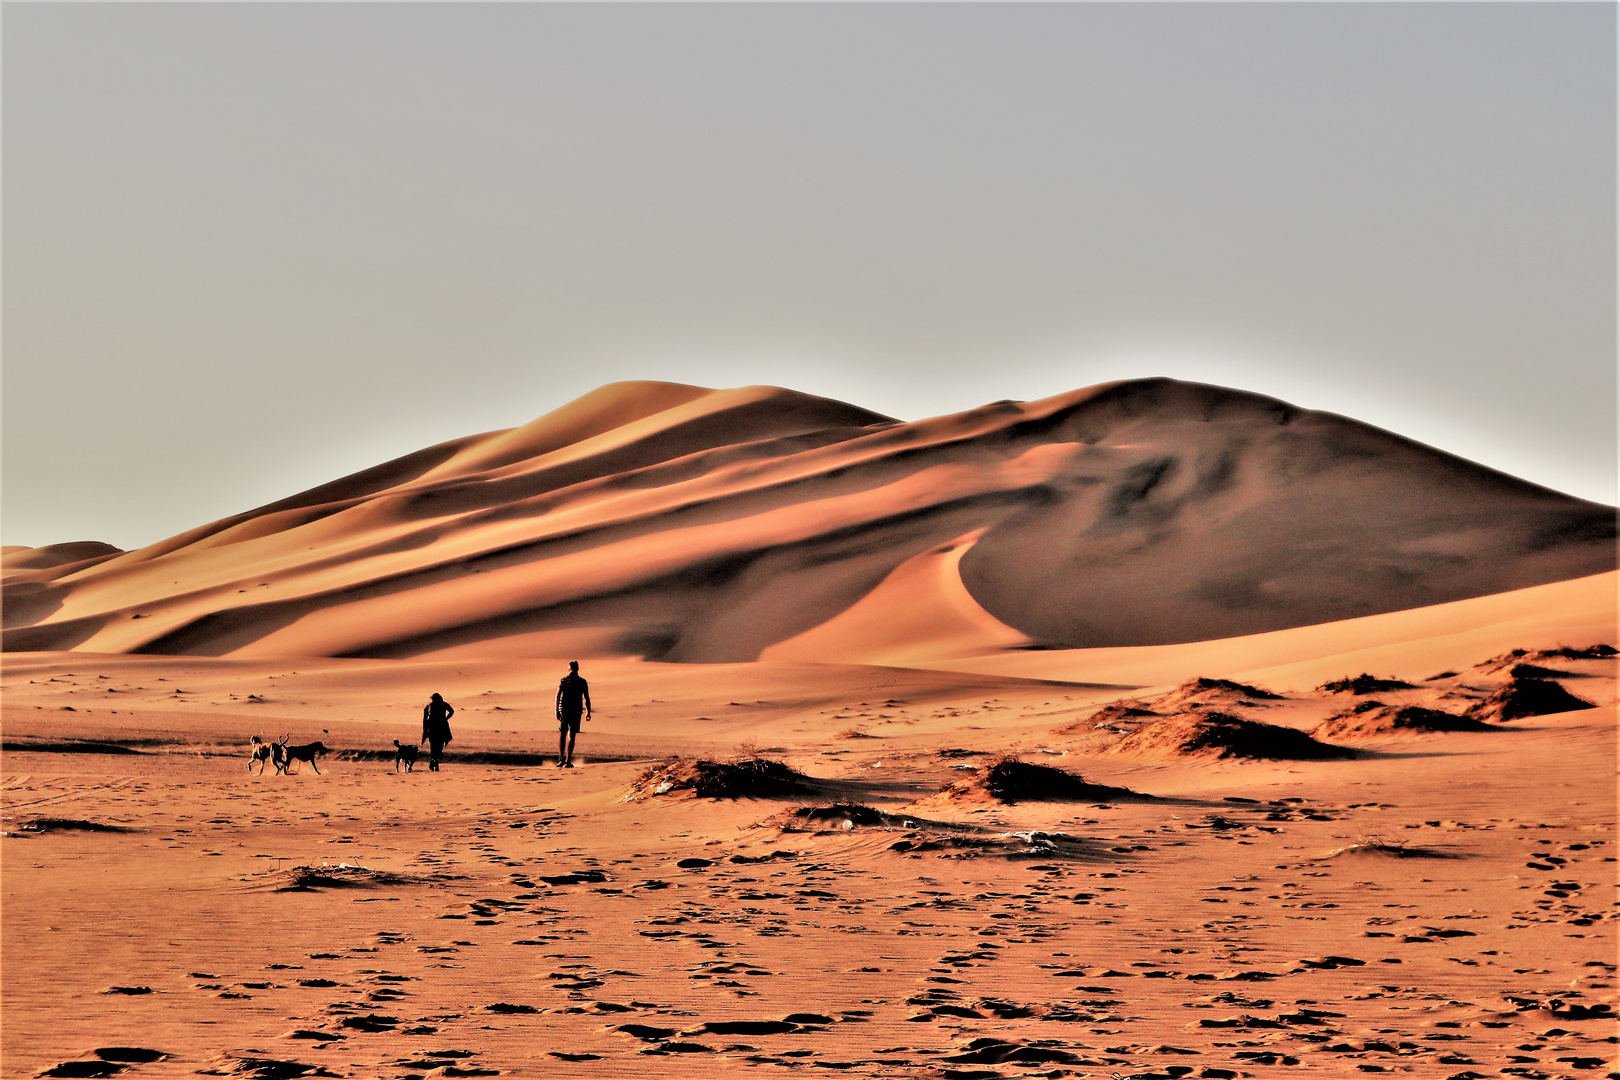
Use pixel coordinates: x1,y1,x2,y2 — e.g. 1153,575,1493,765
584,681,592,719
555,682,564,720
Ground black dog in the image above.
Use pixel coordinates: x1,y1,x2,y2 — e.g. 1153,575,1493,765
280,740,329,774
393,740,420,773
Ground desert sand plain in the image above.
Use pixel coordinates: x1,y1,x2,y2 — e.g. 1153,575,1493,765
3,380,1616,1080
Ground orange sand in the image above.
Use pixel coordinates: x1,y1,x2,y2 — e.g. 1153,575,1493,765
3,380,1614,1078
3,587,1614,1078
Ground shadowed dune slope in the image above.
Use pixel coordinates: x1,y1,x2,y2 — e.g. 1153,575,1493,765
4,378,1614,661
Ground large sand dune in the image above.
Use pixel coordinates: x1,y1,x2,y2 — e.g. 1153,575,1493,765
3,378,1615,1079
5,378,1613,663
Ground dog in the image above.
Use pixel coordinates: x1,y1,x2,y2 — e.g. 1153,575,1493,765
270,733,291,774
248,735,277,774
393,740,419,773
279,739,329,775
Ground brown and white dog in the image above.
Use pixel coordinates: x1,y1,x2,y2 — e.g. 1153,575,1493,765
248,735,277,774
393,740,420,773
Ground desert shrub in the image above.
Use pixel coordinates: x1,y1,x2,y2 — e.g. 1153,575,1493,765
1469,679,1596,722
625,757,816,800
1317,674,1417,695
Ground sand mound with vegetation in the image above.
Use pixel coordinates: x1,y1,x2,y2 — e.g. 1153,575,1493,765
623,757,817,801
1057,702,1161,734
889,830,1095,860
1109,712,1355,760
1153,677,1281,711
1507,662,1575,680
1313,702,1493,739
940,757,1149,804
1324,839,1459,860
1468,678,1597,722
782,803,899,828
1476,644,1616,673
12,818,134,834
1317,673,1418,695
274,864,426,892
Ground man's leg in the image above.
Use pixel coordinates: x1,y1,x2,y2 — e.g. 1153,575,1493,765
557,726,567,766
564,726,577,766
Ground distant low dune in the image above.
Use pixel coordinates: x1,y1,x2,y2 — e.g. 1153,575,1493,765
4,378,1613,661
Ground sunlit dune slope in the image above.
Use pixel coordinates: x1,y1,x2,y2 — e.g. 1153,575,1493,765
4,378,1613,661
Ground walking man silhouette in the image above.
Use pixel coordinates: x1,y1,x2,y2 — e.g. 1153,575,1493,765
421,693,454,772
555,661,591,768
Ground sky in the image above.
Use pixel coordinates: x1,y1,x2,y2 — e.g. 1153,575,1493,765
4,2,1615,552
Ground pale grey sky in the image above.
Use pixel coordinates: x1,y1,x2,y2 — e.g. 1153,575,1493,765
4,2,1615,551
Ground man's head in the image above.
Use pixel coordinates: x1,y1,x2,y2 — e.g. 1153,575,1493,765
431,693,443,702
568,661,579,672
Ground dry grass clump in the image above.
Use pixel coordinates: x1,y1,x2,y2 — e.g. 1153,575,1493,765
1058,701,1161,734
770,802,977,836
1468,678,1596,722
1154,677,1281,711
889,830,1092,860
623,757,817,801
15,818,133,833
1109,712,1355,761
207,1054,341,1079
1313,702,1493,739
787,803,894,827
941,756,1147,804
277,864,418,891
1317,673,1417,695
1476,644,1616,673
1507,662,1572,680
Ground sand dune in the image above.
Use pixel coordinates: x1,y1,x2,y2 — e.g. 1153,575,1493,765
4,378,1612,662
5,378,1616,1078
927,570,1618,692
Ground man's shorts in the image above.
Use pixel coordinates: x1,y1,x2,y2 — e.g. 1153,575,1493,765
558,715,582,733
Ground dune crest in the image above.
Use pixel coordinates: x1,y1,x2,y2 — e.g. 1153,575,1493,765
417,380,717,481
761,528,1035,666
4,377,1613,661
